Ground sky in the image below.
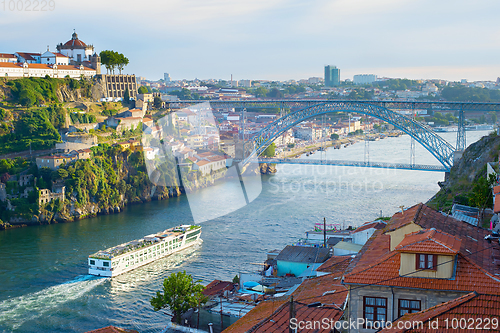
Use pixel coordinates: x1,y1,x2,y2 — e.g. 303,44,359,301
1,0,500,82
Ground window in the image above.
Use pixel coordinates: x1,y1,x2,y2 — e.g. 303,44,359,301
103,262,110,267
399,299,421,317
416,254,437,270
89,260,95,265
363,296,387,326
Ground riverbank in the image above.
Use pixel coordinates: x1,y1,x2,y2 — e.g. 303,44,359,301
279,131,402,159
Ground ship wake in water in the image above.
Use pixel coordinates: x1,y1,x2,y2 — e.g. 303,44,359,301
0,275,106,330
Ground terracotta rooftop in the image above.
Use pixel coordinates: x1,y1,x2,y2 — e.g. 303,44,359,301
196,160,211,166
223,299,287,333
316,255,353,275
0,62,21,68
495,195,500,214
202,279,235,297
224,275,347,333
16,52,39,61
381,203,500,275
344,204,500,295
395,229,462,254
0,62,94,71
85,326,138,333
379,292,500,332
494,185,500,195
353,220,386,234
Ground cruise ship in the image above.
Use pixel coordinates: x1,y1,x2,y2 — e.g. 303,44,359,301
88,225,202,277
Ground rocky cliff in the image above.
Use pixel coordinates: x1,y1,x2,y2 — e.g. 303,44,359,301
427,131,500,212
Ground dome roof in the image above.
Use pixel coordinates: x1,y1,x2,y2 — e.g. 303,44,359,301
63,32,87,48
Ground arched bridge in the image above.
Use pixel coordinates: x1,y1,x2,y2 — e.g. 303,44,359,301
170,100,500,172
250,101,456,170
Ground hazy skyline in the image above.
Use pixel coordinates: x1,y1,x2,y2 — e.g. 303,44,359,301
1,0,499,82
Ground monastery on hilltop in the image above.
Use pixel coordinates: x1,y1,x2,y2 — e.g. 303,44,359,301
0,31,101,79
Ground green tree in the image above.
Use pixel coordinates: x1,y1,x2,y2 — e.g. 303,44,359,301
123,88,130,103
267,88,283,98
253,87,269,98
469,174,496,208
116,53,129,74
99,50,128,74
154,96,162,109
138,86,149,94
261,142,276,157
150,271,207,324
0,159,13,174
330,133,339,140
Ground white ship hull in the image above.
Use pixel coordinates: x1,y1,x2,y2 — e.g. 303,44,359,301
88,225,202,277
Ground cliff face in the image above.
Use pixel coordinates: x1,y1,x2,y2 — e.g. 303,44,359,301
34,185,183,225
427,131,500,212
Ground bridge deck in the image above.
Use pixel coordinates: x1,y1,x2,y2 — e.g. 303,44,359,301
255,158,448,172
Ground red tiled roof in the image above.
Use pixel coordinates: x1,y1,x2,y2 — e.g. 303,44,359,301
0,53,16,58
56,64,95,71
196,160,211,166
379,292,500,332
344,203,500,295
202,280,235,297
495,195,500,214
494,185,500,195
353,220,386,234
395,229,462,254
345,251,500,294
250,301,342,333
0,62,21,68
315,255,353,274
223,299,286,333
27,63,53,69
85,326,138,333
64,38,87,47
206,155,225,162
0,62,94,71
385,203,500,275
225,275,347,333
16,52,40,61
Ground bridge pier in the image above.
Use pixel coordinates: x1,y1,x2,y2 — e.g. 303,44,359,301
453,150,464,163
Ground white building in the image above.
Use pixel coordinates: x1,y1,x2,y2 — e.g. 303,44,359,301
238,80,252,87
0,62,96,79
56,32,94,64
41,50,70,65
0,53,17,63
353,74,377,85
14,52,41,64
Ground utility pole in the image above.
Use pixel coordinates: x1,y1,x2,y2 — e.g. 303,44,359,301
220,296,223,331
289,295,295,333
323,217,327,248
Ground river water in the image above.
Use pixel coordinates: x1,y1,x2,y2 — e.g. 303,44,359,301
0,131,490,333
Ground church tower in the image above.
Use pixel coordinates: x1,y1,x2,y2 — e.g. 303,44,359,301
90,53,101,74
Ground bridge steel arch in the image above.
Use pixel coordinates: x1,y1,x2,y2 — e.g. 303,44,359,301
246,101,455,171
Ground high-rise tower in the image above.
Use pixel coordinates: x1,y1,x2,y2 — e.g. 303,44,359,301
324,65,340,87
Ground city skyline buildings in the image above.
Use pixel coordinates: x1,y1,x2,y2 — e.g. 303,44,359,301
324,65,340,87
1,0,500,82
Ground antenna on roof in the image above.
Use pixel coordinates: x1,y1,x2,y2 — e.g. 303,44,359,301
399,205,405,215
